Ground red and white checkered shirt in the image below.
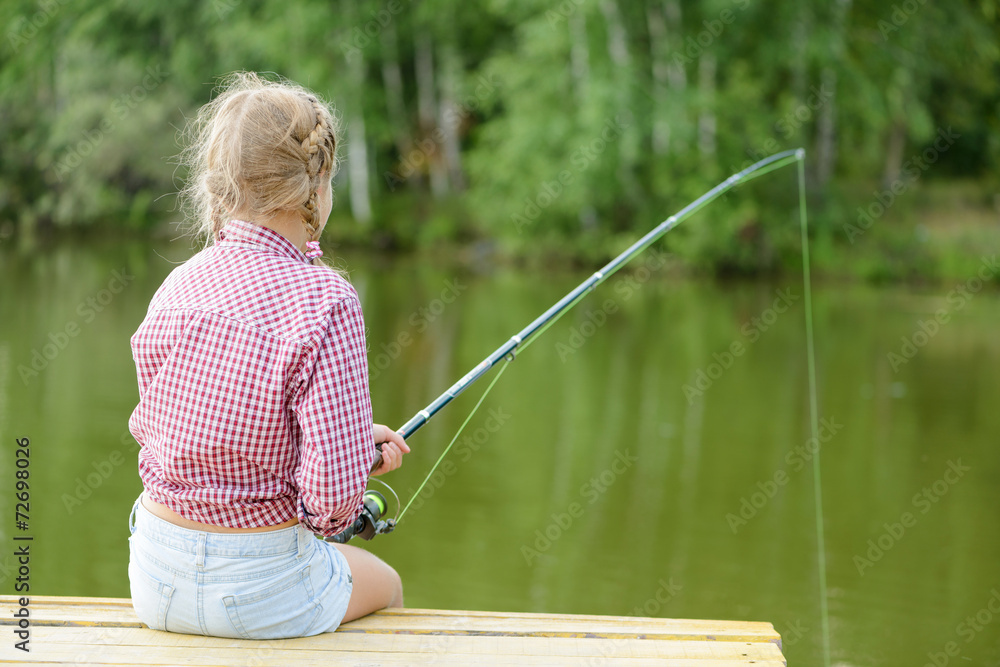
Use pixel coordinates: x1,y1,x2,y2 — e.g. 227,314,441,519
129,219,376,537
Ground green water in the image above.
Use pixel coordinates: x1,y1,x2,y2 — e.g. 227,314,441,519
2,240,999,666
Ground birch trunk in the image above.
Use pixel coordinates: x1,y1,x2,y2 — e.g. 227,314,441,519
343,33,372,224
600,0,630,69
792,11,808,105
646,2,670,154
347,110,372,223
415,32,448,197
599,0,640,200
882,121,907,188
815,66,837,186
814,0,851,188
697,54,716,159
569,11,590,105
438,45,465,191
380,21,415,165
664,0,687,152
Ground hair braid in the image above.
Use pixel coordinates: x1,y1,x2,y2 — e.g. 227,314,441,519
299,97,334,244
209,195,228,242
181,73,342,259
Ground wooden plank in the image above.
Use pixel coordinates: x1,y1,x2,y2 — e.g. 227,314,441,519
7,597,780,643
27,626,786,660
4,597,144,629
342,611,779,642
0,596,785,666
6,644,788,667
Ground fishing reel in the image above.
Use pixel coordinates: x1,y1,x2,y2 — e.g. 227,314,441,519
326,484,398,544
325,444,402,544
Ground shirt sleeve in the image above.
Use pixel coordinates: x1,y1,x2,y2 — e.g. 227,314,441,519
291,294,377,537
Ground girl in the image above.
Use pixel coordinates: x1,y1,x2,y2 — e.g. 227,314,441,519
127,72,409,639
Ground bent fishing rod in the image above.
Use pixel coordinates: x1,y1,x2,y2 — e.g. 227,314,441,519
329,148,805,544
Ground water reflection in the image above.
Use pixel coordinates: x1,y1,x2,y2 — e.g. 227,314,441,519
1,240,998,666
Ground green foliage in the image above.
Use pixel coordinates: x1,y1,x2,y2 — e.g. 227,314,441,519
0,0,997,279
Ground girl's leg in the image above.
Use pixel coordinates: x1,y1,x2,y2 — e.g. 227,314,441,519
332,543,404,622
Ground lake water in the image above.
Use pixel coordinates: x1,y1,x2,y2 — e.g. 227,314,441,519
2,239,998,666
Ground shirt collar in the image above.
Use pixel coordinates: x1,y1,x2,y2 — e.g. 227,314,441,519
217,219,310,264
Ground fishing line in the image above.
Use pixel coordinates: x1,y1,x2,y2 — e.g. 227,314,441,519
374,150,806,451
397,360,511,522
393,151,816,517
351,148,829,665
797,154,831,666
344,151,830,656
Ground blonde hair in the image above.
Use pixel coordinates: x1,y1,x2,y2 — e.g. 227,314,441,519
180,72,340,259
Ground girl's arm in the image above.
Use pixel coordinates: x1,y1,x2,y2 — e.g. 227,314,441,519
292,295,378,537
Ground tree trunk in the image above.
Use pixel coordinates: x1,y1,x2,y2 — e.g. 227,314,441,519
379,21,416,169
814,0,851,188
437,45,465,191
697,54,716,159
568,11,590,105
600,0,630,69
414,32,448,198
664,0,687,152
599,0,640,202
646,2,670,154
347,110,372,223
664,0,686,90
882,121,907,188
336,0,371,221
814,66,837,187
791,10,808,106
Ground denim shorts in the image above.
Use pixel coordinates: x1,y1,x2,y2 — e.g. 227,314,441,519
127,496,353,639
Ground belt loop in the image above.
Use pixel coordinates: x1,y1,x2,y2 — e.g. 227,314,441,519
128,495,141,535
196,533,207,568
297,525,312,558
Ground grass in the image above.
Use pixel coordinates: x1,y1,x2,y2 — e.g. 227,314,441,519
820,179,999,284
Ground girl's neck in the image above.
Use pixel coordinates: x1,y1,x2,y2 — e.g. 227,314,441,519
254,210,313,253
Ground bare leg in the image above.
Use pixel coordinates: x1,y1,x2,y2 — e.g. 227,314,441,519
333,543,403,622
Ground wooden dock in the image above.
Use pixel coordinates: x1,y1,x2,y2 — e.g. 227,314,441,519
1,596,785,665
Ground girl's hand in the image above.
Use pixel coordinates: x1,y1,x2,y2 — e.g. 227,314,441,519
371,424,409,475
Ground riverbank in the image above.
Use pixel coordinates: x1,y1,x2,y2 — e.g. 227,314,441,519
321,178,1000,285
2,180,996,286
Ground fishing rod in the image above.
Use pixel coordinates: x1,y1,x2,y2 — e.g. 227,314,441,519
328,148,805,544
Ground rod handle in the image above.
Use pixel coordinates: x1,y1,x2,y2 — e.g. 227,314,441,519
369,443,383,475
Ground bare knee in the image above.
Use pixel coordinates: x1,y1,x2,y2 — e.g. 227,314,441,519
387,566,403,608
367,555,402,609
333,544,403,622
